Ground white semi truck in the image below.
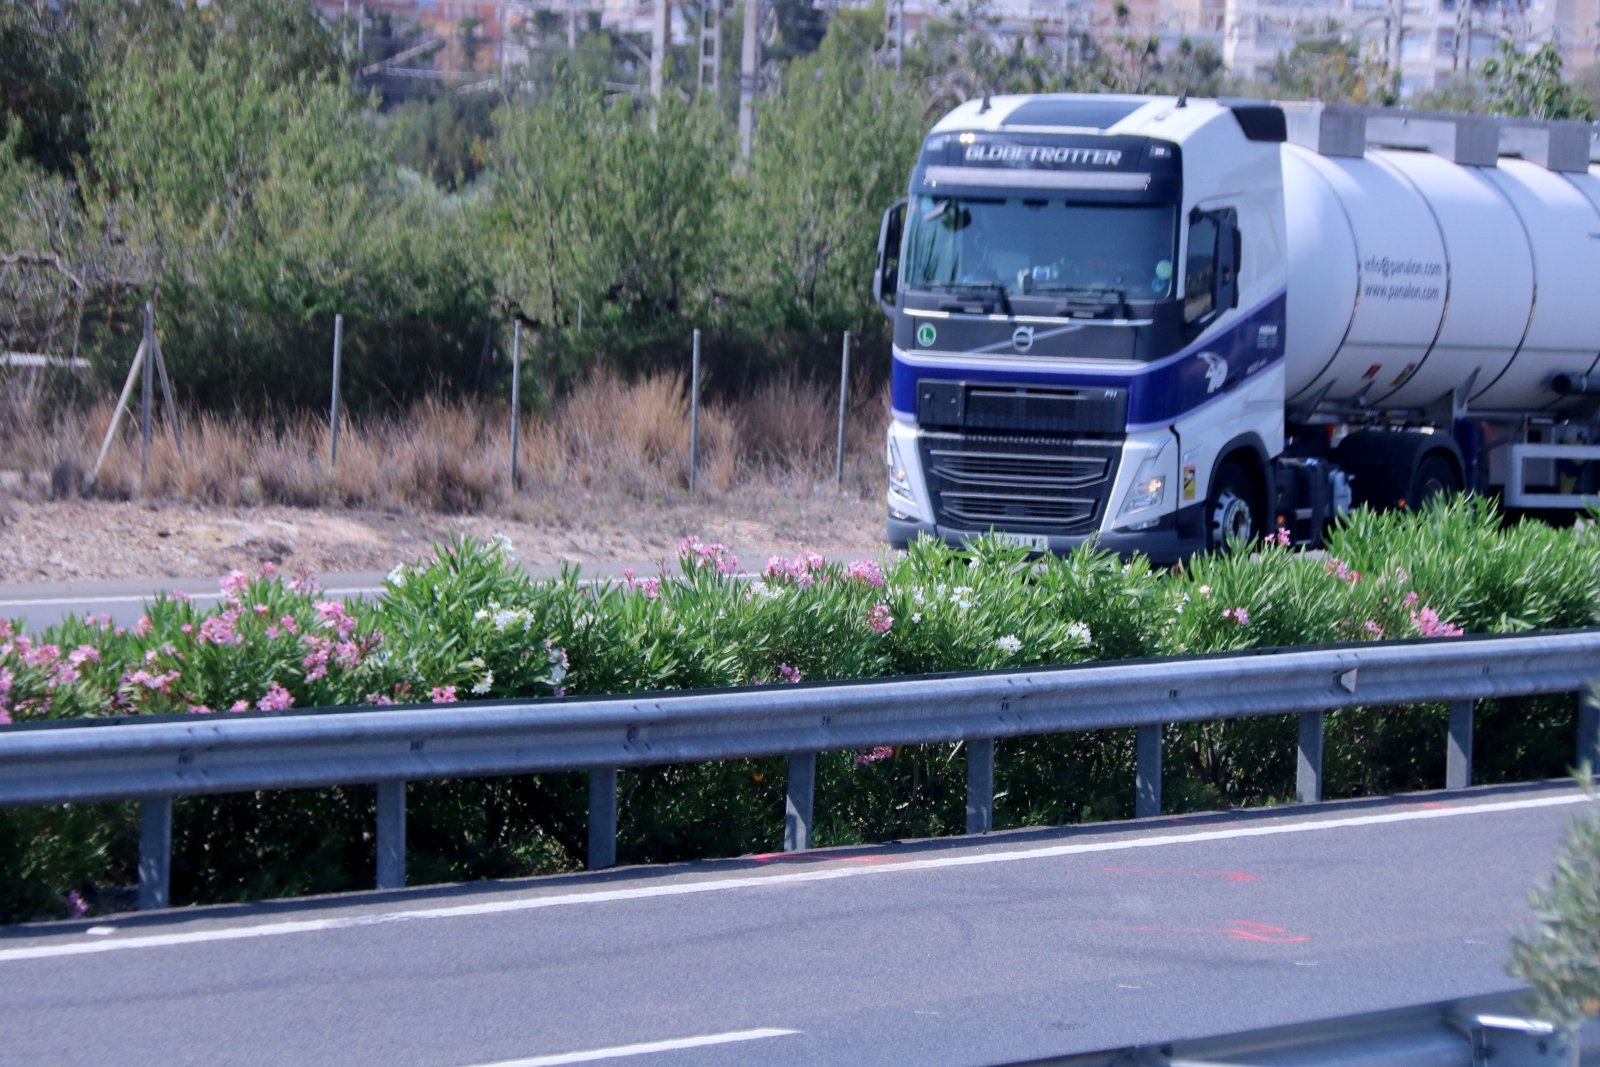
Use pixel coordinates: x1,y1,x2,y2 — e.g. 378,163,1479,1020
874,94,1600,561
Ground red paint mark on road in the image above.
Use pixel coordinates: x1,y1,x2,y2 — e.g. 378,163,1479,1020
748,852,893,864
1097,866,1259,883
1094,918,1306,944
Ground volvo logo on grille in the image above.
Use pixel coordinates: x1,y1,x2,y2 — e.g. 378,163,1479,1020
1011,326,1035,353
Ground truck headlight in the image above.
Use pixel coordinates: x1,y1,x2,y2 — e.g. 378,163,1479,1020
1118,440,1168,517
888,436,918,517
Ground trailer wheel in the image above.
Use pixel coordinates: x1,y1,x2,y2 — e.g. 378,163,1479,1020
1408,452,1461,508
1207,460,1261,552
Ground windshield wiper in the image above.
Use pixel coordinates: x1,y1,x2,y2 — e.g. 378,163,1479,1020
1025,285,1130,317
922,281,1013,315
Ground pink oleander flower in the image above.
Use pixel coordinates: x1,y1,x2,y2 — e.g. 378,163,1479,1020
0,666,11,698
65,890,88,918
430,685,459,703
257,683,294,712
288,567,320,595
181,623,194,636
1266,527,1292,548
230,700,251,713
679,536,740,575
854,745,895,766
866,603,894,634
187,704,212,715
48,664,80,688
254,603,270,617
260,562,277,577
1363,620,1385,638
198,611,241,646
68,645,100,668
765,551,827,588
0,618,10,640
314,600,356,638
0,708,12,727
363,693,397,706
1323,558,1360,583
20,641,60,669
1402,590,1420,608
1410,607,1464,638
1222,607,1251,626
844,559,885,587
777,663,802,684
219,570,250,603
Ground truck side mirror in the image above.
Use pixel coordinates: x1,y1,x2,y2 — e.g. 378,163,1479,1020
875,199,907,315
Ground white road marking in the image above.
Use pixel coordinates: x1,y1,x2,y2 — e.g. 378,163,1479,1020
457,1029,798,1066
0,586,382,609
0,791,1589,965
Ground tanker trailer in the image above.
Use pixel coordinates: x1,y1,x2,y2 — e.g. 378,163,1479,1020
874,95,1600,562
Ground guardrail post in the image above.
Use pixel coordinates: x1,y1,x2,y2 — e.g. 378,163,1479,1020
785,753,816,851
1580,686,1599,775
376,780,406,890
1135,724,1162,818
1297,711,1324,803
588,768,617,870
1446,699,1474,790
966,738,995,834
138,796,172,910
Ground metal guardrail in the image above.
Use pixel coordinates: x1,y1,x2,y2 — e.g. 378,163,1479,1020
2,631,1598,910
1033,989,1600,1066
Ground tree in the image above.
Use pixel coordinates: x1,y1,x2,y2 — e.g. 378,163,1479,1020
484,80,731,385
1509,774,1600,1049
1481,39,1595,120
1262,35,1397,105
734,25,922,348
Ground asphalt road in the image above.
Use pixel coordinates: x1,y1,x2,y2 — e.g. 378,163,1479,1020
1,782,1591,1067
0,559,685,632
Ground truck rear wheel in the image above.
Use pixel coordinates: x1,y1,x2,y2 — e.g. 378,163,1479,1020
1409,452,1461,508
1207,460,1262,552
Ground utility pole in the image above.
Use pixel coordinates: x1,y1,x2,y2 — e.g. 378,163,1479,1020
738,0,759,158
885,0,905,73
698,0,723,102
650,0,670,103
568,0,578,50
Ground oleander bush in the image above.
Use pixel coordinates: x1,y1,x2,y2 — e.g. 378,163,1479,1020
2,496,1599,921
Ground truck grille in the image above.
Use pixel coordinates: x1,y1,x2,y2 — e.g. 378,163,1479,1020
919,433,1122,533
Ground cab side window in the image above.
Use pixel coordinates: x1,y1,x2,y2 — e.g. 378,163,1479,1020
1185,207,1240,325
1185,212,1219,323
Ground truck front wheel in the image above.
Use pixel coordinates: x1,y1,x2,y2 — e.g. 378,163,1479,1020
1207,460,1262,552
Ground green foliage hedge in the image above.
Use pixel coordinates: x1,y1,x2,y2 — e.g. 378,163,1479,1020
3,497,1599,920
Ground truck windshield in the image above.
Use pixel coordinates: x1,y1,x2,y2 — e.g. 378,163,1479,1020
902,195,1177,305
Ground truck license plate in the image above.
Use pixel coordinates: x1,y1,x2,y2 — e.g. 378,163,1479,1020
997,531,1050,551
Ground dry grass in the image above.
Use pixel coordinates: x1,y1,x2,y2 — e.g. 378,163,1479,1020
0,370,888,514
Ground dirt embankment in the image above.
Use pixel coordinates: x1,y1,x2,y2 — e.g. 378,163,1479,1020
0,486,887,585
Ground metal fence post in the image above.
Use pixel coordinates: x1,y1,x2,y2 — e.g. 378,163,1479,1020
1580,686,1599,775
509,320,522,491
1297,711,1324,803
966,738,995,834
785,752,816,851
140,302,154,488
1135,724,1162,818
688,329,701,493
376,780,406,890
588,768,617,870
138,796,172,910
835,331,851,486
330,314,344,469
1446,699,1474,790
